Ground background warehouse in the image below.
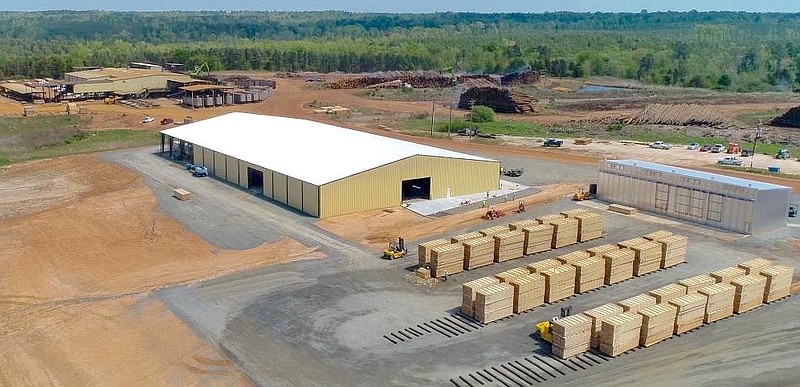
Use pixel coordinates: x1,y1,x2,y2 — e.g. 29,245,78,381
162,113,500,218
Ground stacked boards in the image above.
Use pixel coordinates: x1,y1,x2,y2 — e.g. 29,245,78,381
541,265,576,303
649,283,687,304
738,258,772,275
574,212,604,242
418,238,450,267
451,231,483,244
698,284,735,323
474,283,514,323
760,265,794,303
630,241,663,276
643,230,673,241
599,312,643,356
583,304,623,349
618,294,656,314
638,304,678,347
669,293,707,334
657,235,688,268
461,277,500,318
678,275,715,294
528,259,561,274
731,275,767,313
586,244,619,258
522,224,554,255
463,237,494,270
551,314,592,359
710,267,746,284
509,274,545,313
602,249,635,284
495,267,530,283
572,257,605,293
494,231,524,262
549,218,579,249
430,244,464,278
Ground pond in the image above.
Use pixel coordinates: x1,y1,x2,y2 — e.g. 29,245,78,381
578,84,630,93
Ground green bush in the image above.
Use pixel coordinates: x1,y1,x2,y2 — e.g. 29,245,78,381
436,119,471,132
469,105,495,123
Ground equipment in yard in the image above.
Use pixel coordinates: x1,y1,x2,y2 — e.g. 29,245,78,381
776,149,791,159
536,306,572,343
161,118,174,125
483,208,506,220
517,201,526,213
726,143,741,154
501,167,524,177
573,188,592,201
790,205,798,218
383,237,406,260
543,138,563,147
104,96,122,104
186,163,208,177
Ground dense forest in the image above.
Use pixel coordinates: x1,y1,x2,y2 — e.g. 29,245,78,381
4,11,800,91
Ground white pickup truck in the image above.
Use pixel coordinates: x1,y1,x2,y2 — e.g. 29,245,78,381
718,156,743,166
649,141,672,150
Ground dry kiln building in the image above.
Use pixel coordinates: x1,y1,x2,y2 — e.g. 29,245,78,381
598,160,791,234
161,113,500,218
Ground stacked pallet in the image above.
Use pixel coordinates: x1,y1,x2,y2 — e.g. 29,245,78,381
618,294,657,314
656,235,688,268
759,265,794,303
642,230,673,241
602,249,635,285
474,283,514,323
527,258,562,274
461,277,500,317
560,208,589,217
480,225,511,238
536,214,566,224
583,304,624,348
678,275,716,294
493,231,525,262
599,312,643,356
551,314,592,359
710,267,746,284
418,238,451,267
738,258,772,274
572,257,605,293
731,275,767,313
574,212,604,242
638,303,678,347
430,244,465,278
509,274,545,313
586,244,619,257
451,231,483,244
550,218,580,249
669,293,708,334
698,283,735,323
617,237,649,250
557,251,591,265
631,241,663,276
495,267,531,283
648,283,687,304
462,237,495,270
509,219,539,231
541,265,576,303
521,224,554,255
608,204,637,215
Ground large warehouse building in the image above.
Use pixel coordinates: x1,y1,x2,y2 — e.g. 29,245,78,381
64,67,195,97
597,160,791,234
161,113,500,218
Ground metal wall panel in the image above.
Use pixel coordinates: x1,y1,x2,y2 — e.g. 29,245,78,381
273,172,288,204
752,188,791,233
287,176,303,209
302,182,320,217
193,145,203,165
226,155,239,185
203,148,214,174
238,161,249,188
263,169,274,198
213,151,226,180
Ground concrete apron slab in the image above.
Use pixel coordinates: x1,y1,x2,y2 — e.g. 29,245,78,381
404,180,529,216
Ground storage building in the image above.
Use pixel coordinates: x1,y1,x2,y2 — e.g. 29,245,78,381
597,160,791,234
65,67,194,97
161,113,500,218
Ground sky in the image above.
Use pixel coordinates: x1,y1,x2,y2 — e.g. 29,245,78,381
5,0,800,13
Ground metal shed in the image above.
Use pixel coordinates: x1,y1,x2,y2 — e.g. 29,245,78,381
597,160,791,234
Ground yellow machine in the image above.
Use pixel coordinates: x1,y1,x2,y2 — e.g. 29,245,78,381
104,96,122,104
573,188,592,201
383,237,407,260
536,319,555,343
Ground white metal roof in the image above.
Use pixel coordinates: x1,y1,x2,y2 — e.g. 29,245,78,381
608,160,791,191
162,112,495,186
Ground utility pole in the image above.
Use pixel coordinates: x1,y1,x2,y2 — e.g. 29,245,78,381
430,102,435,138
448,97,453,138
750,124,762,168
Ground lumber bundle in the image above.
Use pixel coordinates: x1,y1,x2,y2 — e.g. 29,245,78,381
586,244,619,257
656,235,687,268
172,188,191,201
509,219,539,231
642,230,673,241
630,241,663,276
678,275,716,294
759,265,794,303
738,258,772,275
474,283,514,323
557,251,591,265
521,224,554,255
458,86,540,114
617,237,649,249
480,225,511,238
549,218,579,249
572,258,605,293
430,244,465,278
560,208,589,218
495,267,531,283
617,294,657,314
731,275,767,313
602,249,635,285
509,274,545,313
649,283,687,304
493,231,525,262
462,237,495,270
451,231,483,244
608,204,637,215
583,304,624,348
709,267,746,284
418,238,451,267
541,265,576,303
669,293,708,334
698,283,735,323
574,212,603,242
628,103,735,128
599,312,643,357
551,314,592,359
527,259,562,274
461,277,500,317
638,303,678,347
536,214,566,224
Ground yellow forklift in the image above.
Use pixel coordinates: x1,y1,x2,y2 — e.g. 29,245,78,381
536,306,572,343
383,237,407,260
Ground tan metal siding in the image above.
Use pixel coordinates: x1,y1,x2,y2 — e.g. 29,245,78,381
238,161,249,188
273,172,288,204
226,155,239,185
203,148,214,174
302,182,320,217
72,82,113,94
193,145,203,165
111,75,175,95
263,169,274,198
213,151,226,180
287,177,303,210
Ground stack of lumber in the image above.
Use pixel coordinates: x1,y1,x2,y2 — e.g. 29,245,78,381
480,225,511,238
557,251,591,265
759,265,794,303
173,188,191,201
527,258,562,273
710,267,746,284
549,218,580,249
678,275,716,294
602,249,635,284
642,230,673,241
509,274,545,313
609,204,637,215
731,275,767,313
630,241,663,276
461,277,500,317
474,283,514,323
551,314,592,359
509,219,538,231
649,283,687,304
669,293,708,334
560,208,589,218
418,238,451,267
451,232,483,244
430,244,465,278
638,303,678,347
541,265,576,303
698,283,735,323
583,304,624,348
618,294,657,314
599,312,643,356
572,257,605,293
574,212,604,242
617,237,649,250
495,267,531,283
738,258,772,274
586,244,619,257
521,224,554,255
536,214,565,224
493,231,525,262
656,235,688,268
462,237,495,270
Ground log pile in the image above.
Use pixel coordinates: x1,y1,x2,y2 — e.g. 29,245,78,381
527,258,562,274
738,258,772,275
500,70,541,86
648,283,687,304
541,265,576,303
521,224,554,255
551,314,592,359
458,86,540,114
418,238,451,267
638,304,678,347
457,74,501,88
493,231,525,262
571,257,605,293
599,312,643,357
509,274,545,313
327,71,456,89
583,304,624,349
626,103,736,129
709,266,746,284
731,275,767,313
461,277,500,317
657,235,688,268
475,283,514,323
630,241,663,276
759,265,794,303
549,218,579,249
602,249,635,284
463,237,495,270
698,283,735,323
617,294,657,314
669,293,708,334
430,244,465,278
768,105,800,128
574,212,604,242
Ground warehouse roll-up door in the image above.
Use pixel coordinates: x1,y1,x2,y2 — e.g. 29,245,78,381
247,167,263,195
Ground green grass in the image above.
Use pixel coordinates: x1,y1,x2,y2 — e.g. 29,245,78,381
402,118,565,137
735,111,782,126
717,165,800,179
